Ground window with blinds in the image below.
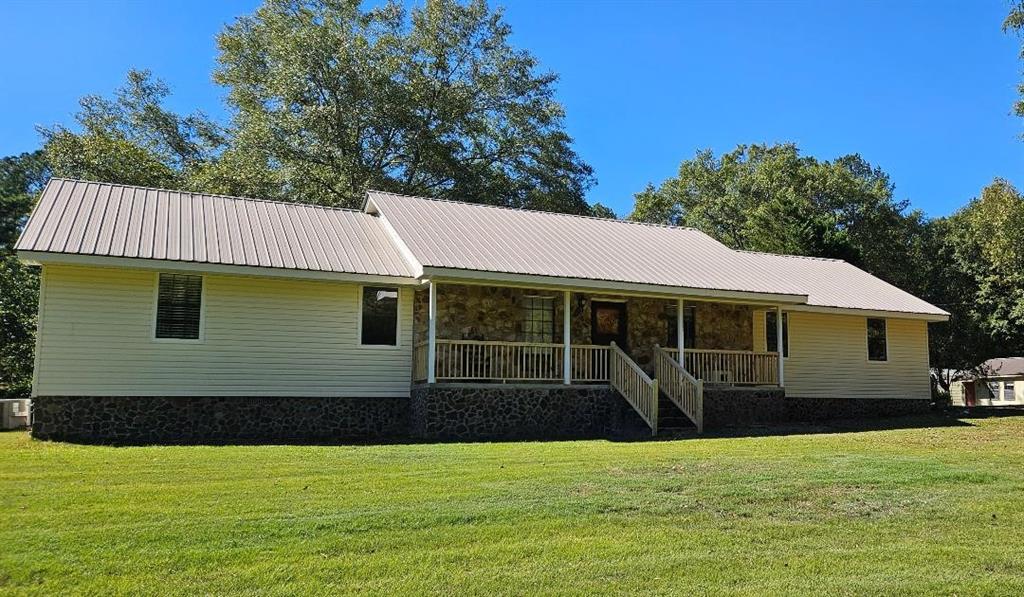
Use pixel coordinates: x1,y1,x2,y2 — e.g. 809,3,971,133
155,273,203,340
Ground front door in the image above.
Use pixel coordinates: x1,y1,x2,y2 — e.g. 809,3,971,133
591,301,628,350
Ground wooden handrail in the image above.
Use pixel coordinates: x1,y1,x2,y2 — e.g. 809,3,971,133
435,339,564,348
609,342,658,435
653,345,703,433
662,347,779,385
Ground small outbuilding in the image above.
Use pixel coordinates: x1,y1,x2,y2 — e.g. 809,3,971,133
951,358,1024,407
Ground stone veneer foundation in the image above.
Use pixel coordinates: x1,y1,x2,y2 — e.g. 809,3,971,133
410,384,649,441
31,388,932,443
701,386,932,429
31,396,410,444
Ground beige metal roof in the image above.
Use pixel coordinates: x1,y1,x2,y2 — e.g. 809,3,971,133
16,179,416,278
366,190,948,318
16,180,948,318
975,357,1024,378
734,251,948,317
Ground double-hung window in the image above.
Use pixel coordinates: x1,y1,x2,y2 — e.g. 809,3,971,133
155,273,203,340
867,318,887,362
361,287,399,346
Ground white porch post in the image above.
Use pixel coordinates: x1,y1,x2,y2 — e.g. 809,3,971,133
563,290,571,384
775,305,785,387
676,298,685,367
427,281,438,384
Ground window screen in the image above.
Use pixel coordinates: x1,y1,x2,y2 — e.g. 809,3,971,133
867,318,887,361
1005,382,1015,401
766,311,789,358
361,287,399,345
522,296,554,343
156,273,203,339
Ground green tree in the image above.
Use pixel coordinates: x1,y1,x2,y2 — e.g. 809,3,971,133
629,143,922,290
213,0,594,210
946,179,1024,345
0,151,50,398
589,202,617,219
1004,1,1024,119
41,69,223,188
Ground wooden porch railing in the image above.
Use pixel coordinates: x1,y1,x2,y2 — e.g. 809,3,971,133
609,342,658,435
413,340,612,383
653,345,703,433
663,348,779,385
437,339,564,381
571,345,610,382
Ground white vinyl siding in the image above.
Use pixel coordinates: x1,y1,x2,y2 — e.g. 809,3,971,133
754,309,931,400
969,378,1024,406
950,381,966,406
784,312,931,400
34,265,413,397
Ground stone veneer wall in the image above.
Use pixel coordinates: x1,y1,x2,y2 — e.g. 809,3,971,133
413,284,755,369
701,387,932,429
31,396,409,444
31,389,934,443
410,384,649,440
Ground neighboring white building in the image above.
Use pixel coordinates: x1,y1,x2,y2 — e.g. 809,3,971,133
951,358,1024,407
1,400,30,430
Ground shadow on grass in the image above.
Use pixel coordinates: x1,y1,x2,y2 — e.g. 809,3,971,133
27,409,1014,448
647,411,983,442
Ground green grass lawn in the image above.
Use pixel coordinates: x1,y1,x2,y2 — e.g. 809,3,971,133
2,416,1024,595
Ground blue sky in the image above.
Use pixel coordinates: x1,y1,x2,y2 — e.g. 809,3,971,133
1,0,1020,217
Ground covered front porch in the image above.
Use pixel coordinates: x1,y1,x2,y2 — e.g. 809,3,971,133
411,281,789,434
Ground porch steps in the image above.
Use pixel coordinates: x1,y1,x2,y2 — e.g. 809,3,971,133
656,391,695,432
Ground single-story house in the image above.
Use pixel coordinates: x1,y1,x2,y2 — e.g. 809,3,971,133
950,358,1024,407
17,179,949,442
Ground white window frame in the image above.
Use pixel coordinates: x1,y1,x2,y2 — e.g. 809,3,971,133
152,271,206,344
358,285,402,349
866,317,888,363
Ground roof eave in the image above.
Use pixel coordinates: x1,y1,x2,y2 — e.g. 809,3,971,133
18,251,421,286
785,303,950,322
420,266,810,305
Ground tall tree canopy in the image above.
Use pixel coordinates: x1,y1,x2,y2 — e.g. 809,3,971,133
0,151,50,398
41,69,224,189
212,0,594,211
946,179,1024,345
628,143,929,293
1005,1,1024,120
